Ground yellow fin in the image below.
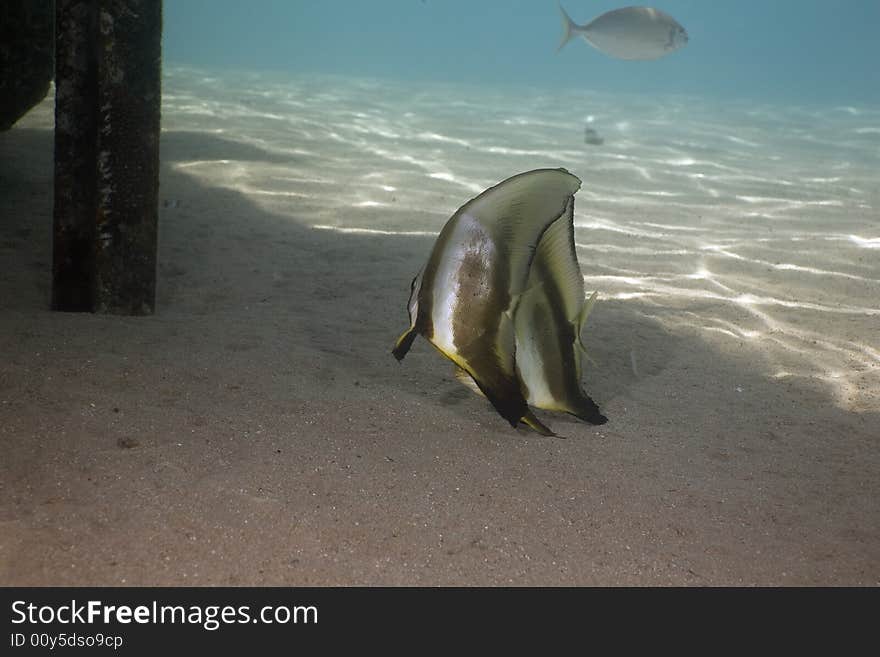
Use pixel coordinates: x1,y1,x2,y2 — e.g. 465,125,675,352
454,367,485,398
521,410,558,437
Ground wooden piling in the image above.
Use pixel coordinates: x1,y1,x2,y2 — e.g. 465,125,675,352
52,0,162,315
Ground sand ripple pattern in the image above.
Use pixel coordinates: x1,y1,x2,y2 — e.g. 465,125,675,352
163,68,879,412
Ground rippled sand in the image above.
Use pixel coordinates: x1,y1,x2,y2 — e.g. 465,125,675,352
164,68,878,413
1,68,877,585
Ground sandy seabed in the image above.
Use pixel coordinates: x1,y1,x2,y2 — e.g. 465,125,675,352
1,68,878,585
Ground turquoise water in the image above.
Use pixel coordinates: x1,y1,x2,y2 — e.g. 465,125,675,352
163,1,880,104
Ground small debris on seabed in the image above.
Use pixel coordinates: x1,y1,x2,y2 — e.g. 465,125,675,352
116,437,139,449
584,126,605,145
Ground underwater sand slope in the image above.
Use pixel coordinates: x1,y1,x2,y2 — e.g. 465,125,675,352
1,68,877,586
162,68,879,415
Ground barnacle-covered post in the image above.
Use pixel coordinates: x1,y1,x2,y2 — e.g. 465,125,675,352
52,0,162,314
53,0,99,312
94,0,162,314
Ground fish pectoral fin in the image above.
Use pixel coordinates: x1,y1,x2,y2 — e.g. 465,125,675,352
506,280,545,320
571,291,599,375
575,290,599,352
392,326,418,362
577,291,598,332
521,409,558,437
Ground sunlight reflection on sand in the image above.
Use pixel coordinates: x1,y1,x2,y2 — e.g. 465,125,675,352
161,67,879,413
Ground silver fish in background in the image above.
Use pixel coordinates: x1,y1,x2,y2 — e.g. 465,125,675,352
558,3,689,60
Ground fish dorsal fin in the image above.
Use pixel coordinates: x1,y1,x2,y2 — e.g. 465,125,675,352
458,168,581,304
527,196,585,326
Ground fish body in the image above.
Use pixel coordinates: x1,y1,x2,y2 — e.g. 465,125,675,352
514,198,607,425
393,168,581,434
558,4,689,60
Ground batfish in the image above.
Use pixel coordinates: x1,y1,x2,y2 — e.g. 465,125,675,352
513,197,607,428
557,3,689,60
393,168,581,435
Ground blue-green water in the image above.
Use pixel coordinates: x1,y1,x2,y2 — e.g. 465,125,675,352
163,0,880,104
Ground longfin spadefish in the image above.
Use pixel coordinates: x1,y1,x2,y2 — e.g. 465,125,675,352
393,169,582,436
450,168,581,422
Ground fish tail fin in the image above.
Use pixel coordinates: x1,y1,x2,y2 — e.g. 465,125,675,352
569,394,608,426
521,409,558,437
392,327,417,362
557,2,577,52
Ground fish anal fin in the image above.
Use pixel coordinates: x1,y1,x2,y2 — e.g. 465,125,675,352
568,394,607,426
454,367,485,398
521,409,558,437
